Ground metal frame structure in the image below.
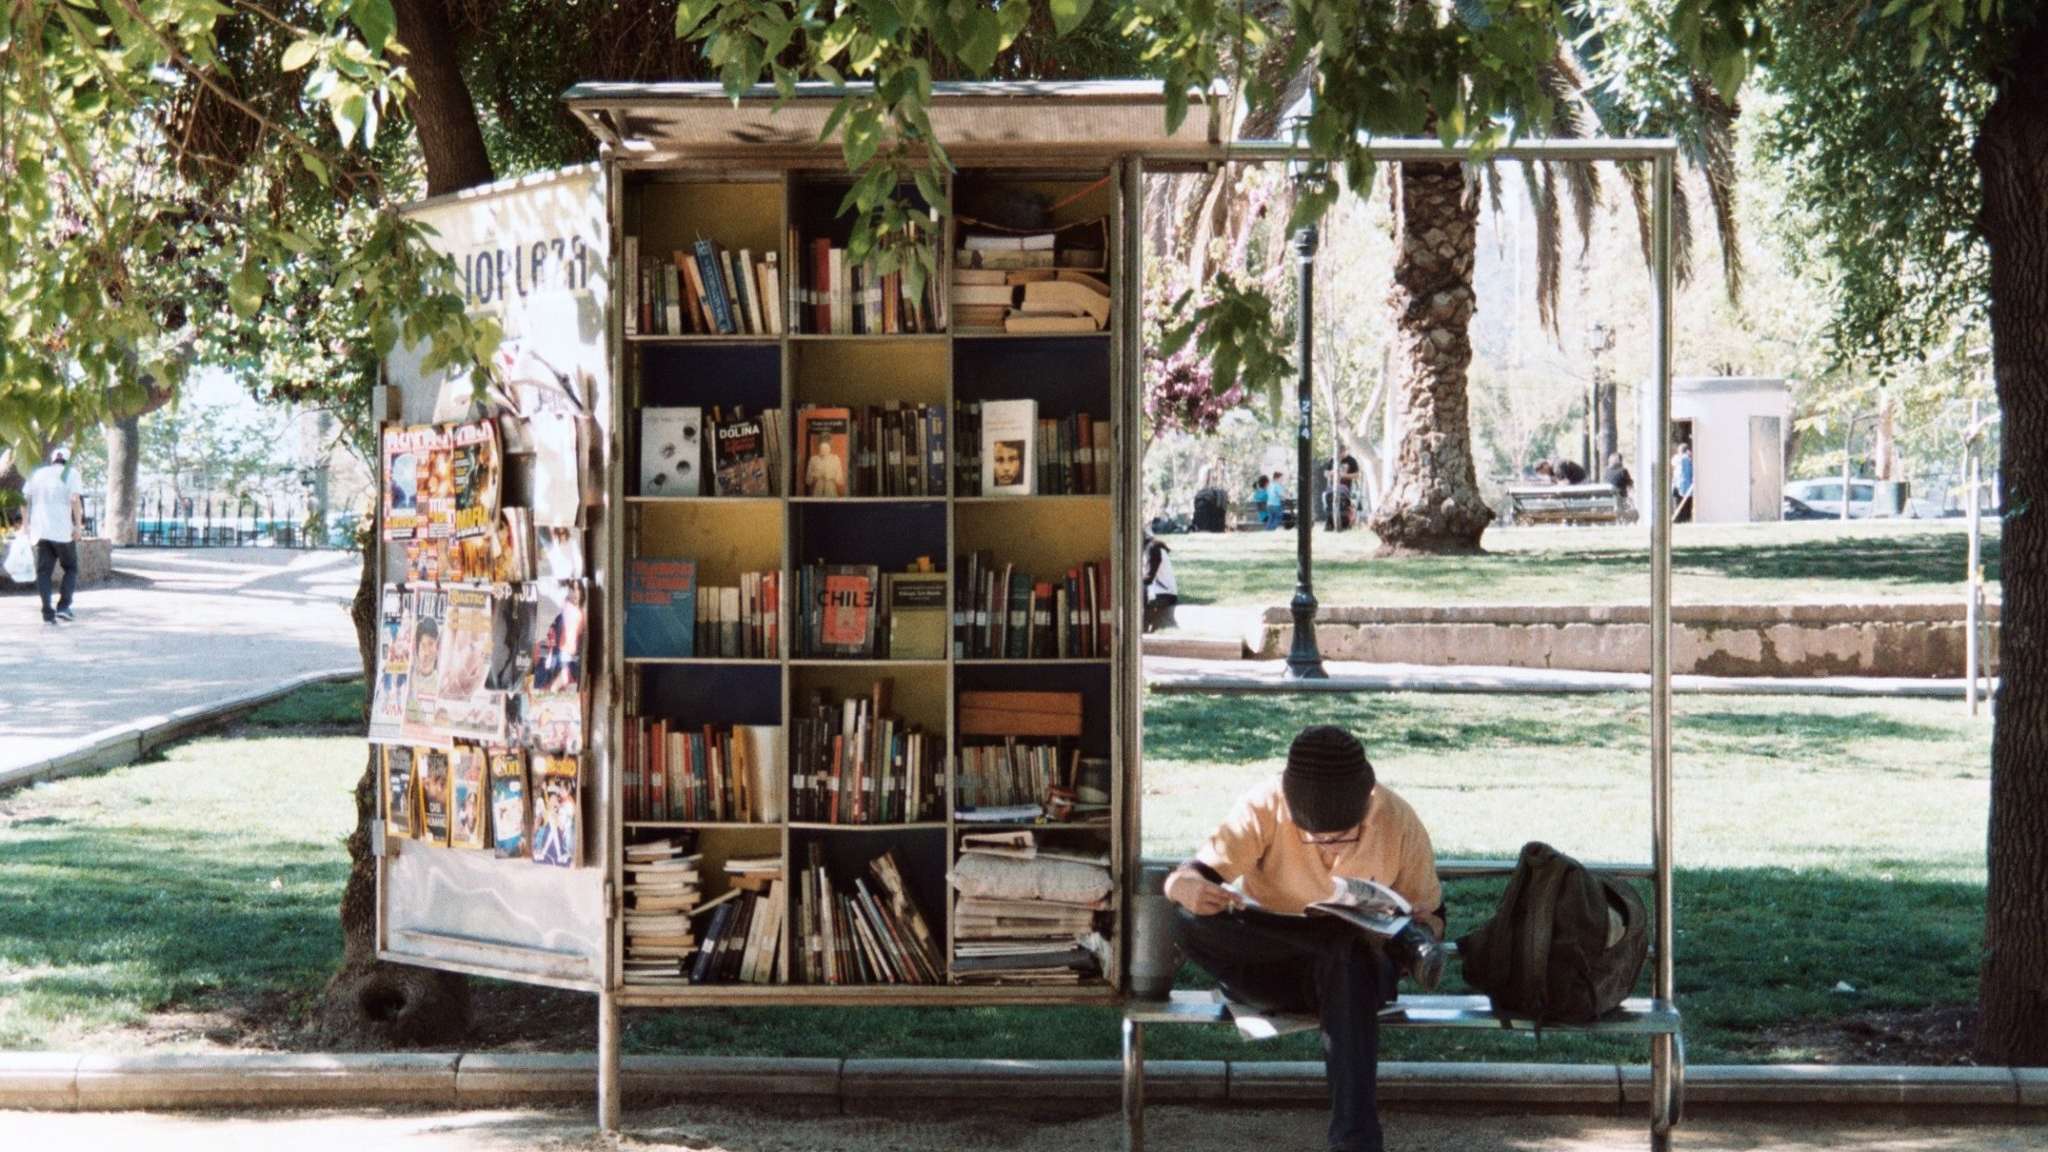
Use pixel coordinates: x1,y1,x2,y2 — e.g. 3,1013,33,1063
377,83,1682,1143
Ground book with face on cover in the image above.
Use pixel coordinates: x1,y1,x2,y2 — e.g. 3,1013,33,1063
449,745,490,850
532,755,582,867
369,587,412,745
417,748,453,845
979,399,1037,497
797,406,852,497
640,408,702,497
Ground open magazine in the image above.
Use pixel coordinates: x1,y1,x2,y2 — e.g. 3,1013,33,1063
1235,875,1414,939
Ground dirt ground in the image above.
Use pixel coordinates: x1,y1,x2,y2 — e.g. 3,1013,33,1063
4,1104,2045,1152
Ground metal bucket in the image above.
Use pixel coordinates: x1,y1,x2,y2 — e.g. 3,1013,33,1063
1130,860,1182,1000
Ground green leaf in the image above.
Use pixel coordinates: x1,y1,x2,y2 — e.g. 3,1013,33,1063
350,0,396,50
229,258,266,321
1049,0,1094,36
280,38,318,72
300,150,329,186
675,0,719,39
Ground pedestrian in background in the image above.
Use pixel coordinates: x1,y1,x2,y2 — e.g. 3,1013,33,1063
23,446,84,624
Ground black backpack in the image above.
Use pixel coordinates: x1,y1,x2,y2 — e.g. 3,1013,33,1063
1456,841,1649,1024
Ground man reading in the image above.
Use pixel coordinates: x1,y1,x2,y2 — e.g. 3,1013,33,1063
1166,725,1444,1152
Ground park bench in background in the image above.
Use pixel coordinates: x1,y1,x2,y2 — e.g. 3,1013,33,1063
1504,482,1622,526
1120,858,1683,1152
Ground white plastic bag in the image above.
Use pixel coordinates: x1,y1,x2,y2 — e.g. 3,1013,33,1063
4,534,33,584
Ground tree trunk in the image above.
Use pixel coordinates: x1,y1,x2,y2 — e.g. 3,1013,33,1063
1595,368,1619,469
1368,161,1494,552
103,413,141,545
316,550,473,1047
394,0,494,197
1975,17,2048,1066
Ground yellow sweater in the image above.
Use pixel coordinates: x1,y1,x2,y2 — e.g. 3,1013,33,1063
1195,779,1444,936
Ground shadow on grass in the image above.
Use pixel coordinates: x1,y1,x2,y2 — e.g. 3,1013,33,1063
241,678,365,730
1144,695,1642,762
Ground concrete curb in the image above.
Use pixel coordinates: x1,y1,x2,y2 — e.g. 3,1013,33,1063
4,1053,2045,1115
0,666,359,793
1144,656,1992,700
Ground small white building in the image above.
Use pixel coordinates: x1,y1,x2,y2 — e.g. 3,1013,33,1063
1639,376,1792,523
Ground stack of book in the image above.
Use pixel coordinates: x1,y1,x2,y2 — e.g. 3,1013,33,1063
622,838,702,985
638,407,788,498
793,403,948,497
954,739,1070,815
623,721,782,823
790,222,943,334
796,845,943,984
952,268,1110,334
689,857,785,984
793,562,949,659
950,832,1112,986
623,560,780,659
789,679,942,824
625,237,786,336
953,552,1111,659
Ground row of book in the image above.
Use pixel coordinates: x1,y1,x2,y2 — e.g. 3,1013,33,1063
951,267,1111,334
954,553,1112,660
625,561,782,660
622,721,783,824
622,839,701,983
950,831,1112,986
793,403,947,497
626,238,787,337
638,406,787,498
954,401,1113,497
792,562,948,659
797,846,943,984
789,681,942,825
794,223,945,335
684,857,787,984
955,739,1070,813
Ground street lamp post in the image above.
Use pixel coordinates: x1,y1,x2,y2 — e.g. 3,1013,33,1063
1284,208,1328,680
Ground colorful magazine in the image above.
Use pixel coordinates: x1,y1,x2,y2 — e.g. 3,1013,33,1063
401,587,452,746
368,586,412,744
531,755,581,867
489,748,530,859
417,747,453,845
449,745,489,850
382,745,416,838
536,525,584,581
450,419,502,540
431,585,506,743
381,424,446,541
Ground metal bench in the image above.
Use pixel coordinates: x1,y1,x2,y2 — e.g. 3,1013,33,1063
1504,482,1621,526
1121,859,1684,1151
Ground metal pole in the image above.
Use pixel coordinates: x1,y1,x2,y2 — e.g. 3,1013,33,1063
1840,418,1853,523
1284,211,1327,680
598,990,620,1130
1967,399,1982,715
1650,153,1676,1005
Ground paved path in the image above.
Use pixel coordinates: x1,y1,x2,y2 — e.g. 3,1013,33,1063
0,548,360,775
1145,654,1987,699
3,1104,2042,1151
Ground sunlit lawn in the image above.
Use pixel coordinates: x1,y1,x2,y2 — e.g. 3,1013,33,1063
0,679,1989,1066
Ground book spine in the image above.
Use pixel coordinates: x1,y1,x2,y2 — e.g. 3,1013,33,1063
694,239,736,334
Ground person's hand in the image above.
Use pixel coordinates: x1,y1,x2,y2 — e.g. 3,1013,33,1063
1165,866,1243,916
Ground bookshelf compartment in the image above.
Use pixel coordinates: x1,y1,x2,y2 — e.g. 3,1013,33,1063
633,345,785,500
786,176,944,337
628,177,790,338
955,498,1113,582
789,824,949,985
794,501,946,577
792,339,949,407
951,172,1113,336
625,665,783,825
634,178,787,259
949,822,1114,989
636,501,785,587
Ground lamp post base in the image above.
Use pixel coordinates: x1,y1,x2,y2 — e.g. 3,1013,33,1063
1284,591,1327,680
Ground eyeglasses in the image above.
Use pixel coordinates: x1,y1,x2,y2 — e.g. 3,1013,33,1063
1299,828,1362,847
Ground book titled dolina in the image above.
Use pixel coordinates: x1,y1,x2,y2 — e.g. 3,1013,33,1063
640,408,702,497
713,413,773,496
979,399,1038,497
626,558,697,659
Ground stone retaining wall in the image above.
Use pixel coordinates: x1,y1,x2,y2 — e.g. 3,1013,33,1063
0,537,113,589
1255,601,2000,678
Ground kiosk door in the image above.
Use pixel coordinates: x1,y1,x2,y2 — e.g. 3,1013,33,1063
376,165,613,992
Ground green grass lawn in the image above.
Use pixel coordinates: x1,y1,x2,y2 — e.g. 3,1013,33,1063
1168,518,2000,608
0,680,1991,1065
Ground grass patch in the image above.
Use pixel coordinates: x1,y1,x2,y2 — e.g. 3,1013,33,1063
1168,519,2000,607
241,677,364,730
0,678,1993,1064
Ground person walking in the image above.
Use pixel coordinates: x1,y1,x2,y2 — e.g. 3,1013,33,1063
23,447,84,624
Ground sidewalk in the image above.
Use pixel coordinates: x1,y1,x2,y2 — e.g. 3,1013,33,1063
2,1100,2041,1152
0,548,361,778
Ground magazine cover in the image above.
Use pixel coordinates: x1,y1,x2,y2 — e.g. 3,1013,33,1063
418,748,453,845
450,419,502,540
536,524,584,580
531,755,581,867
489,747,530,859
449,745,490,850
714,414,772,496
446,536,493,583
381,425,425,540
486,590,533,692
528,580,588,755
403,537,445,584
431,586,506,743
493,508,533,583
382,745,416,838
798,406,852,497
401,587,453,746
625,558,696,659
640,407,702,497
420,425,458,540
368,586,413,744
530,410,583,528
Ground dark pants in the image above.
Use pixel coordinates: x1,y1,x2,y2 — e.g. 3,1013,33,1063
1174,906,1396,1152
34,540,77,619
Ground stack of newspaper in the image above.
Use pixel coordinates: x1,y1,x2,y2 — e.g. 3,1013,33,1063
622,839,701,985
950,831,1112,986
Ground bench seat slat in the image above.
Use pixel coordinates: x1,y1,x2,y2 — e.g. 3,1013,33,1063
1127,990,1679,1034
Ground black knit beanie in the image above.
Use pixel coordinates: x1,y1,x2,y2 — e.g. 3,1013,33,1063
1282,725,1374,833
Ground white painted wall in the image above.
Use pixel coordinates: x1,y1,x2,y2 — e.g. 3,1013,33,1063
1639,377,1792,524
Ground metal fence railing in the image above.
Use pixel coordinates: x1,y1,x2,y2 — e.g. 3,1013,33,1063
83,492,343,550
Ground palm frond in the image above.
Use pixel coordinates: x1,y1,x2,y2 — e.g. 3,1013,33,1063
1539,43,1602,258
1521,162,1565,335
1685,78,1744,302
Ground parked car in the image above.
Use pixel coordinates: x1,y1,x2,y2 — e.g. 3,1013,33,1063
1784,478,1878,519
1782,495,1835,521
